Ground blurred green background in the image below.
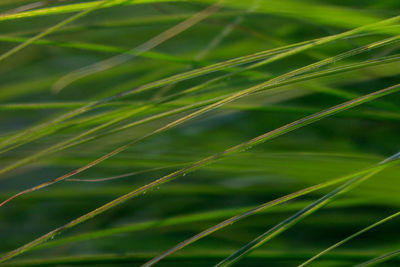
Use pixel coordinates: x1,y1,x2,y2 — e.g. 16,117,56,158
0,0,400,266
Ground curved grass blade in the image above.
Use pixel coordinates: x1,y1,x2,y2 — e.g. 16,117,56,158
1,83,399,262
299,211,400,266
215,152,400,267
143,158,399,266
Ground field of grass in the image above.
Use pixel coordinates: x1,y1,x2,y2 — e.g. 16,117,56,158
0,0,400,266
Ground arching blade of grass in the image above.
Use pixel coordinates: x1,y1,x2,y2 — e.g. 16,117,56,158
299,211,400,266
52,1,222,93
1,83,399,262
214,153,400,267
139,158,400,266
1,14,398,156
0,0,111,63
355,248,400,267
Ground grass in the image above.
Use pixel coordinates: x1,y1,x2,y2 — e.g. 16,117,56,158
0,0,400,266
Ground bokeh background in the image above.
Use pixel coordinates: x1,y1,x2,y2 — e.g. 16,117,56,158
0,0,400,266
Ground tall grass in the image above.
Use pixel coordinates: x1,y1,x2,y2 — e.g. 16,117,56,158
0,1,399,266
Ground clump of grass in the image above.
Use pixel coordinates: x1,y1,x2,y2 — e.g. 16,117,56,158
0,1,400,266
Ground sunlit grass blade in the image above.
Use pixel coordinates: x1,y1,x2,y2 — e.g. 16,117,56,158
215,152,400,266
